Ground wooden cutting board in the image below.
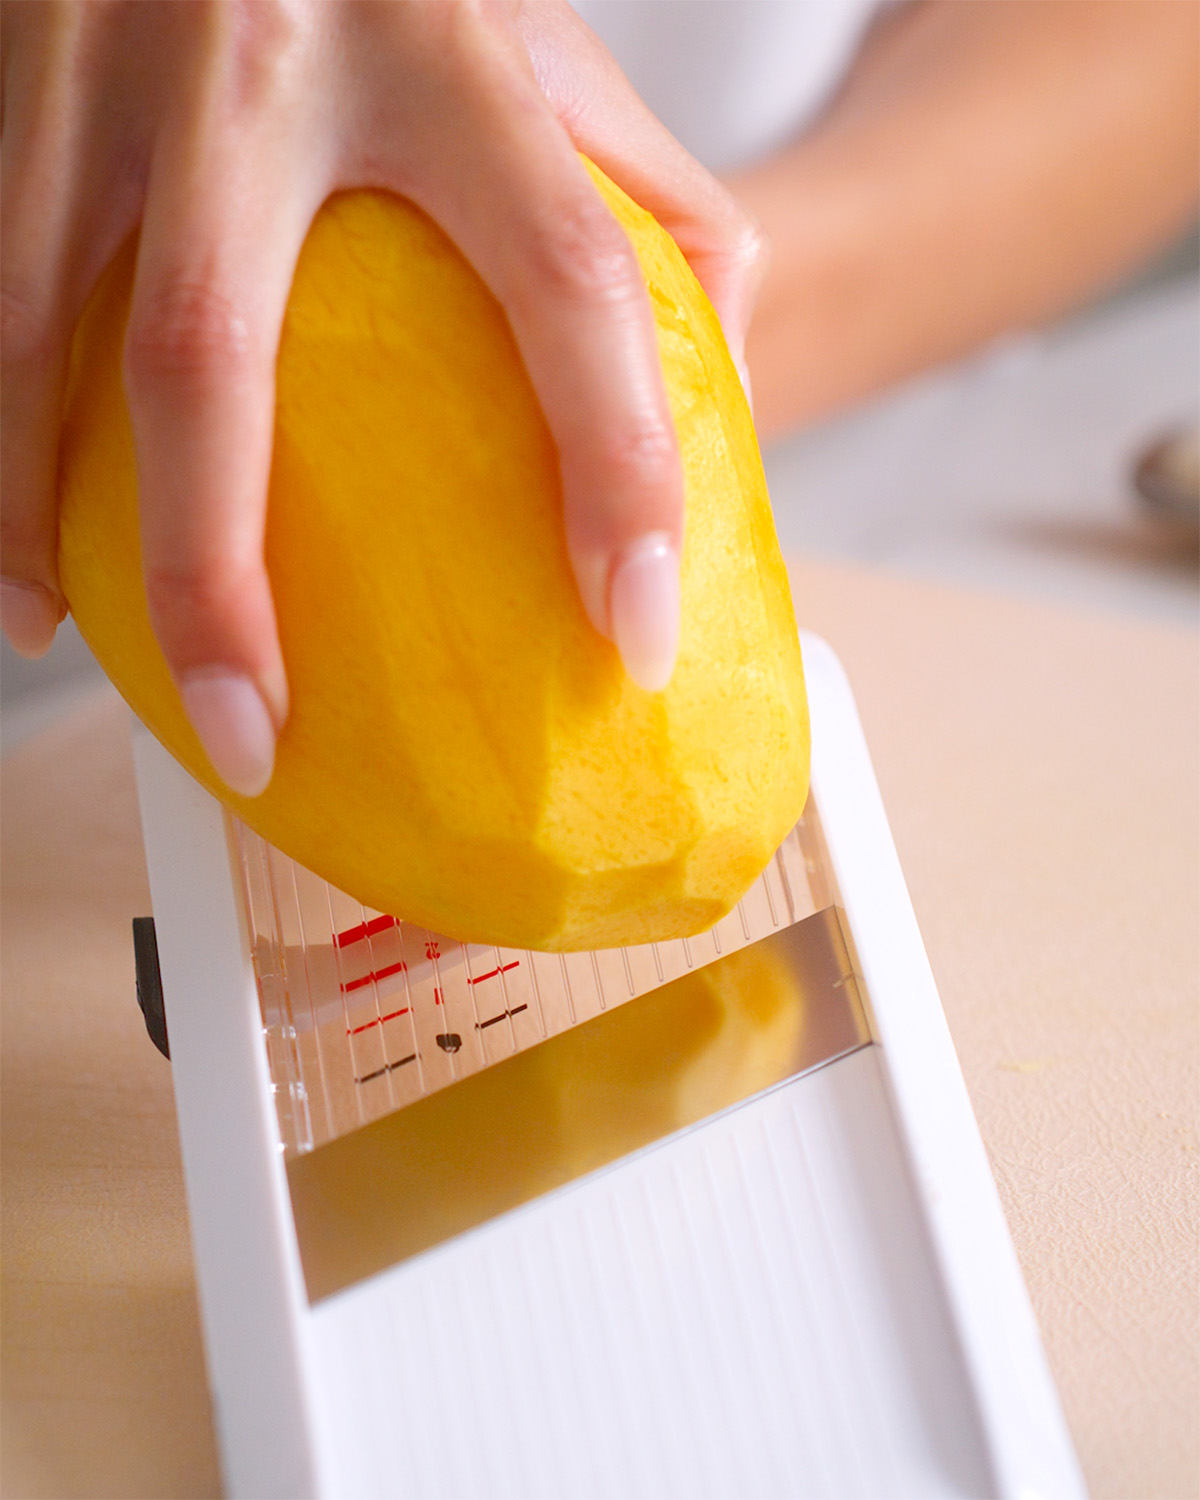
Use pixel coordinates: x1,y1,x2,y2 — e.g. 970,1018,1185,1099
2,554,1196,1500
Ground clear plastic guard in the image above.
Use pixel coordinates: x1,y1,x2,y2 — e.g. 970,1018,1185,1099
232,799,841,1161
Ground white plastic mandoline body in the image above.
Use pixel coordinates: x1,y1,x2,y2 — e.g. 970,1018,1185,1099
133,633,1085,1500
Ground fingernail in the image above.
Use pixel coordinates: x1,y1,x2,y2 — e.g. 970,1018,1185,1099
180,670,276,798
716,313,754,412
1,579,64,659
734,354,755,413
609,533,680,693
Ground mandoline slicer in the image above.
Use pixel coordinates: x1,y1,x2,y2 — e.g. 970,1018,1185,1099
131,633,1085,1500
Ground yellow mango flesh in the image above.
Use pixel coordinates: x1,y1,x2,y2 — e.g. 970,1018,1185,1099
58,162,809,951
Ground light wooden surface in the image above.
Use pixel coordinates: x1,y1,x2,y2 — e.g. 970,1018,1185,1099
2,556,1197,1500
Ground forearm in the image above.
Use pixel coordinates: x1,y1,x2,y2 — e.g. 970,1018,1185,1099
728,0,1199,440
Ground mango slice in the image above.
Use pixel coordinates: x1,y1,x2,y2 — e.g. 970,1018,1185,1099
58,161,809,951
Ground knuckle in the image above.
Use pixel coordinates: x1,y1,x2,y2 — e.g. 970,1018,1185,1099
225,0,309,110
600,418,679,492
425,0,491,50
125,280,255,389
142,558,240,642
711,213,770,285
370,0,489,70
0,283,58,375
526,199,640,309
728,218,770,278
0,511,54,574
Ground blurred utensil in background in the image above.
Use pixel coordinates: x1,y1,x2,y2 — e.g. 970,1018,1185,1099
1134,423,1200,533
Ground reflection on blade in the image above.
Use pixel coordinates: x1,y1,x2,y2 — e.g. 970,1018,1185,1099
288,906,871,1302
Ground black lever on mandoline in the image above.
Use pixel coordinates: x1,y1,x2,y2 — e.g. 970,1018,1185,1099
132,916,170,1060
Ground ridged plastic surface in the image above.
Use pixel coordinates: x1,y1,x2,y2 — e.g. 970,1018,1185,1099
307,1045,992,1500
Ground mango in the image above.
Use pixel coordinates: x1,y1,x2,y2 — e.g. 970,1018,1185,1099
57,161,809,951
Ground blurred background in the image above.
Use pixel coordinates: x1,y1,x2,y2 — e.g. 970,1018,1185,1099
5,223,1194,753
765,227,1200,624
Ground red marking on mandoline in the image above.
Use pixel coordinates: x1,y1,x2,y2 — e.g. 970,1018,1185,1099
335,913,400,949
347,1004,411,1037
340,959,408,994
468,961,520,986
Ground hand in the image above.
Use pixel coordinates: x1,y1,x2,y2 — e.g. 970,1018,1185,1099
1,0,764,794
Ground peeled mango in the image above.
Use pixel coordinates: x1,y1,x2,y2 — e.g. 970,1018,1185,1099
58,160,809,952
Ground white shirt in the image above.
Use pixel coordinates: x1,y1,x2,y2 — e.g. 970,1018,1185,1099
571,0,889,173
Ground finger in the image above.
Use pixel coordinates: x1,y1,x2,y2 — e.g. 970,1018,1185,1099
1,4,157,657
0,6,85,657
442,132,682,690
372,16,685,691
516,2,769,377
125,121,320,796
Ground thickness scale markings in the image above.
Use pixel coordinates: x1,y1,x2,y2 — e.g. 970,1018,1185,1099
335,916,526,1082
